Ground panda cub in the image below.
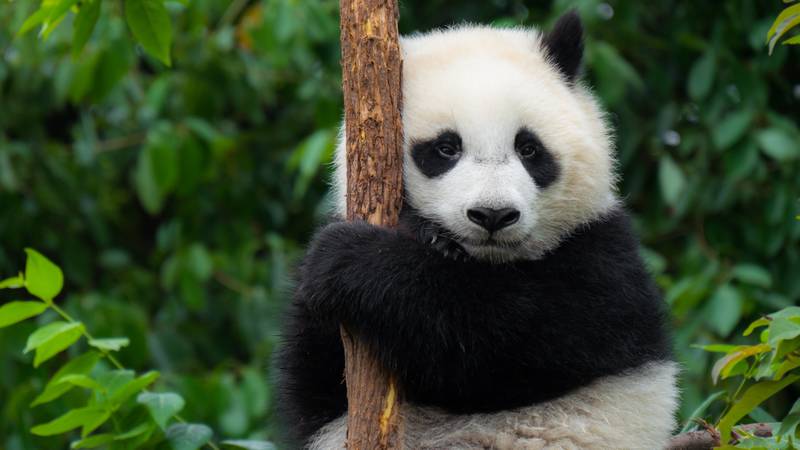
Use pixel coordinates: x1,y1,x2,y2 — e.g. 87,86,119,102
276,11,678,450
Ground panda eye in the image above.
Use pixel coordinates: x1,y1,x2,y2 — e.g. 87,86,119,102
435,142,461,159
517,142,539,158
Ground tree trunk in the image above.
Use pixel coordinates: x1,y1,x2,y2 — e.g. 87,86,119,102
339,0,404,448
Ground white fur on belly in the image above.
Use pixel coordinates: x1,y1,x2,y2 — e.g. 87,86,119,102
308,361,679,450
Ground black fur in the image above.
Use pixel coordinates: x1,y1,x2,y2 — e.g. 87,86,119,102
515,128,560,188
541,10,584,84
411,130,463,178
274,208,672,447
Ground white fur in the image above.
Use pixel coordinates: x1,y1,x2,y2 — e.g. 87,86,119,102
309,361,679,450
332,25,618,262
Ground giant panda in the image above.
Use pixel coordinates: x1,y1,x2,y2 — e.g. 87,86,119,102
275,10,679,450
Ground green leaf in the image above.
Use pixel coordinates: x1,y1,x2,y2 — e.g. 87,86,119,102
658,155,686,207
712,344,771,384
717,375,800,443
0,301,48,328
221,441,277,450
767,4,800,53
90,370,136,405
32,352,101,406
24,248,64,302
137,392,185,429
113,421,154,440
771,307,800,320
706,284,742,337
732,264,772,288
72,0,102,58
756,128,799,161
81,409,112,437
88,337,130,352
688,51,715,101
58,374,106,392
776,397,800,436
747,405,777,423
774,356,800,379
46,0,80,25
134,134,179,214
24,321,85,367
0,274,24,289
679,391,726,433
711,109,754,150
744,317,771,336
769,318,800,346
109,371,160,406
17,6,52,36
91,38,134,101
165,423,213,450
766,5,800,42
71,433,115,449
125,0,174,66
695,344,738,353
31,406,108,436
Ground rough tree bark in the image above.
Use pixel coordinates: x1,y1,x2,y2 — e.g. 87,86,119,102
665,423,773,450
339,0,404,448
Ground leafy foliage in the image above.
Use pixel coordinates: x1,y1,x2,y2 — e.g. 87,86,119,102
0,0,798,449
1,249,275,448
767,0,800,54
694,308,800,447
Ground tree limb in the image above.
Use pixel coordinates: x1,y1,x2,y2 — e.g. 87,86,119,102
338,0,404,448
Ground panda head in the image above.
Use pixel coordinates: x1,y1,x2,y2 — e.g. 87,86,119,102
333,11,618,262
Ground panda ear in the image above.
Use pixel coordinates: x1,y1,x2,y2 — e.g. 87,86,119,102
541,9,584,84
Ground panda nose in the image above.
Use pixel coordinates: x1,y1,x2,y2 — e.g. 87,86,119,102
466,207,520,233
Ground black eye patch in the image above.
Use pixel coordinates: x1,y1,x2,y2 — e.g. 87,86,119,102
515,128,560,188
411,130,462,178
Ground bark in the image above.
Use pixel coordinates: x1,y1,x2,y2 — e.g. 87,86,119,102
665,423,772,450
339,0,404,448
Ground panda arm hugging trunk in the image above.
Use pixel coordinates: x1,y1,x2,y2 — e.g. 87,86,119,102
276,11,678,450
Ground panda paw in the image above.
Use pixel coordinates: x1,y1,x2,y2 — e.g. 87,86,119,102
415,221,469,261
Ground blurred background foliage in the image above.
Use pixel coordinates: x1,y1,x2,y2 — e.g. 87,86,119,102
0,0,798,448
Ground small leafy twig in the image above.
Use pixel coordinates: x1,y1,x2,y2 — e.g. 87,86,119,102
0,249,219,449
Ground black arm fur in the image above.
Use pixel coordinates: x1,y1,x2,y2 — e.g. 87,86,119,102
274,208,672,446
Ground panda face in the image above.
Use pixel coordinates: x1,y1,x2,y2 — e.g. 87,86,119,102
408,124,559,262
333,23,618,262
399,27,617,262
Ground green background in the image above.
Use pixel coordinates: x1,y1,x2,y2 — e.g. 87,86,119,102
1,0,798,448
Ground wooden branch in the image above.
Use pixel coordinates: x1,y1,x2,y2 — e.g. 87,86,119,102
665,423,772,450
339,0,404,448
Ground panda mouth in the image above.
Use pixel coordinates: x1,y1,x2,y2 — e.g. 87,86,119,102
462,236,525,250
